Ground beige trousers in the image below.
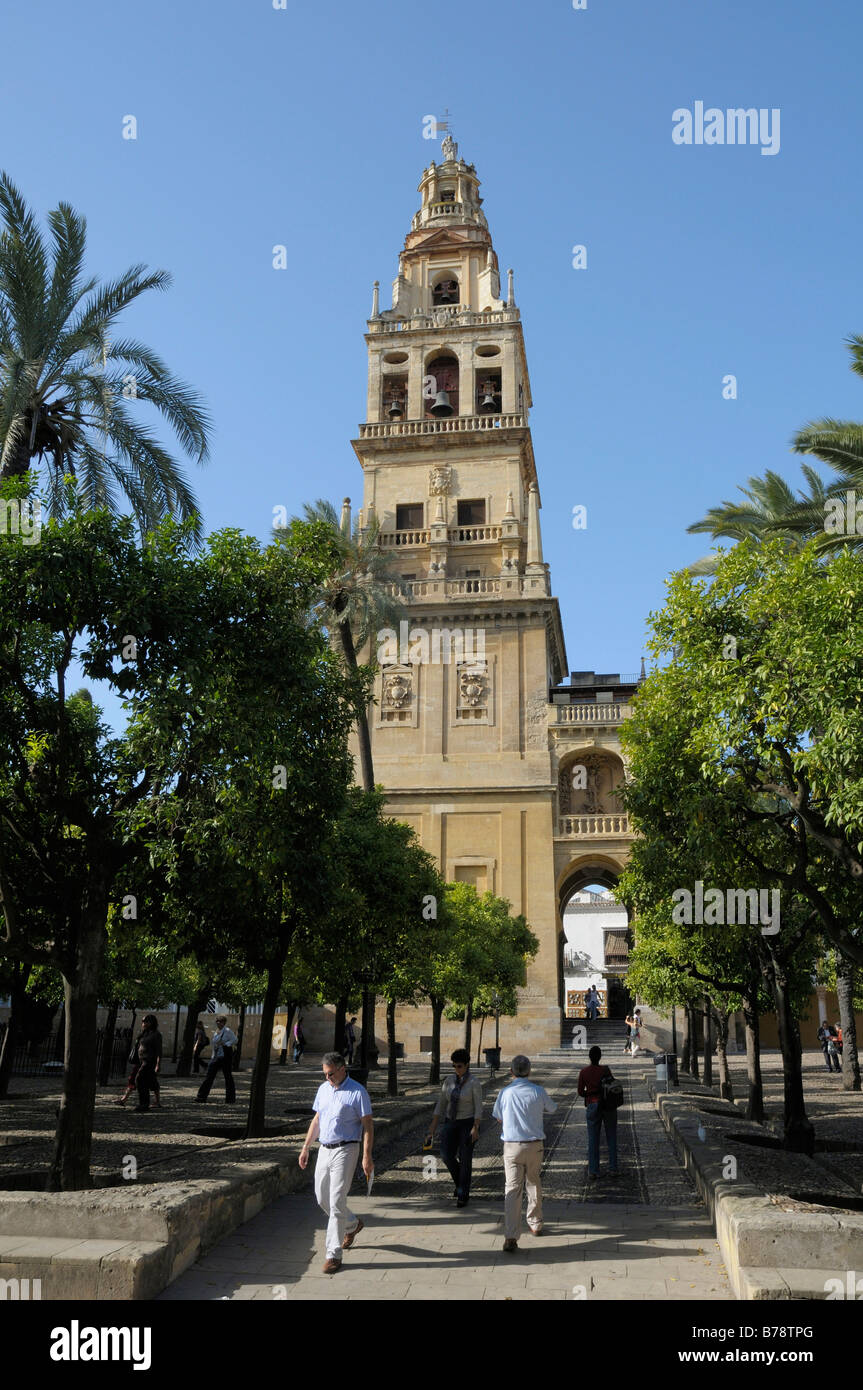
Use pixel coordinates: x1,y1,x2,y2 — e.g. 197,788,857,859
503,1139,544,1239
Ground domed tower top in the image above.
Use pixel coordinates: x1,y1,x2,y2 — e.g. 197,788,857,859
383,137,506,320
410,134,489,242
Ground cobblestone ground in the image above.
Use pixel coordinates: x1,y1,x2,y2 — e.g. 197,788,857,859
160,1058,732,1301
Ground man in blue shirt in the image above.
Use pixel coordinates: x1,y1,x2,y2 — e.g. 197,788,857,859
492,1055,557,1252
299,1052,374,1273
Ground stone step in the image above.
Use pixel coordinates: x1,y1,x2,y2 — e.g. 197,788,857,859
0,1236,171,1300
739,1265,846,1300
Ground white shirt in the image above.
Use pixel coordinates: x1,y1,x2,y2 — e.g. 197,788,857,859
493,1077,557,1142
313,1076,372,1144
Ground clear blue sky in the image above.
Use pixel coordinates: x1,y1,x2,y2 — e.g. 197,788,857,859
4,0,862,704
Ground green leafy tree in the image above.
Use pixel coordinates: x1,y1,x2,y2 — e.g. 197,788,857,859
127,525,359,1138
439,884,539,1068
621,541,863,1145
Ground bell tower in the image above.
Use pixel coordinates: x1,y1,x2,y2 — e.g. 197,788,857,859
352,136,567,1052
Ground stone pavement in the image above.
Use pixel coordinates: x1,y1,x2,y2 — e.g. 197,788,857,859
159,1058,732,1301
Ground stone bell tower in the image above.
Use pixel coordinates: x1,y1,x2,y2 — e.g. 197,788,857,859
352,135,567,1052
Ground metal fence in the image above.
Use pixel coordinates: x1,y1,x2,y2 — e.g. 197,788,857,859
0,1024,131,1079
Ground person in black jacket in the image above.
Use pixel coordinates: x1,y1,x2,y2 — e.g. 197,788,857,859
133,1015,163,1112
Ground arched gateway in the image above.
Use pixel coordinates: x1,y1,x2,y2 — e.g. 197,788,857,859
352,137,640,1053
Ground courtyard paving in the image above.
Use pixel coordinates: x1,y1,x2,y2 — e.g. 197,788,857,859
158,1057,733,1301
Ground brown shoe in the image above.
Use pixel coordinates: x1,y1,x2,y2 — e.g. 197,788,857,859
322,1258,342,1274
503,1238,519,1253
342,1218,364,1249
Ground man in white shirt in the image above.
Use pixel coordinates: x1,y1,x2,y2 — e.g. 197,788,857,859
492,1055,557,1252
195,1015,237,1104
299,1052,374,1273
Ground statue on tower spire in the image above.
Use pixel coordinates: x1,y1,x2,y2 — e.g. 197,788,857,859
441,131,458,162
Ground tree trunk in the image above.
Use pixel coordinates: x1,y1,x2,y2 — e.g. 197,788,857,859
336,618,375,795
176,983,211,1077
836,960,861,1092
475,1013,486,1066
0,963,29,1100
49,915,107,1191
742,995,765,1123
680,1007,692,1073
688,1005,700,1081
386,998,398,1098
0,432,33,480
429,996,445,1086
233,1004,246,1071
245,952,284,1139
702,996,713,1089
462,999,473,1056
360,986,379,1067
764,953,814,1153
333,996,347,1055
715,1010,734,1102
281,1000,297,1065
97,998,120,1087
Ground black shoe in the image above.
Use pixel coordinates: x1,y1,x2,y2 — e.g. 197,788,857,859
195,1097,206,1103
456,1195,469,1208
225,1099,236,1105
132,1106,150,1112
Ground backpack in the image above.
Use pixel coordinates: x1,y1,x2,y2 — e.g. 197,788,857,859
600,1073,624,1110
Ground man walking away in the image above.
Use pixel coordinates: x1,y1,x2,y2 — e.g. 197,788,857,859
132,1015,162,1113
425,1048,482,1207
196,1015,237,1103
492,1055,557,1252
577,1045,619,1180
299,1052,373,1273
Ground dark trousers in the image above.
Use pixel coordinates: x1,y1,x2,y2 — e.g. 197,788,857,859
821,1042,840,1072
197,1048,236,1101
136,1061,159,1110
193,1049,206,1074
440,1118,475,1198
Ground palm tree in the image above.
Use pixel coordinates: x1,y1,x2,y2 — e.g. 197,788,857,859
686,335,863,571
793,333,863,489
289,497,407,793
684,466,831,573
0,173,210,535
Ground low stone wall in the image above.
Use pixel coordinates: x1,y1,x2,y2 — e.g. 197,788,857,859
0,1102,431,1300
647,1077,863,1299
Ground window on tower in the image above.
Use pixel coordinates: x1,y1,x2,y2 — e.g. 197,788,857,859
458,500,486,527
396,504,424,530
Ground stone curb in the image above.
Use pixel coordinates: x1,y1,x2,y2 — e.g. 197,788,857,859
0,1091,440,1301
646,1077,863,1300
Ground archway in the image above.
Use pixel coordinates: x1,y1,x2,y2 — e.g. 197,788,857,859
555,856,632,1021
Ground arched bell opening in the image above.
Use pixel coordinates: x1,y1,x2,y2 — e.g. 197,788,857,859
424,353,459,418
382,374,407,420
432,275,460,306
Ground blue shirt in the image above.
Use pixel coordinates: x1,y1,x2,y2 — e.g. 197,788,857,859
492,1077,557,1143
313,1076,372,1144
211,1027,237,1060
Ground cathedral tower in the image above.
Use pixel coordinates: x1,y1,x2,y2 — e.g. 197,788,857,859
352,136,568,1051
